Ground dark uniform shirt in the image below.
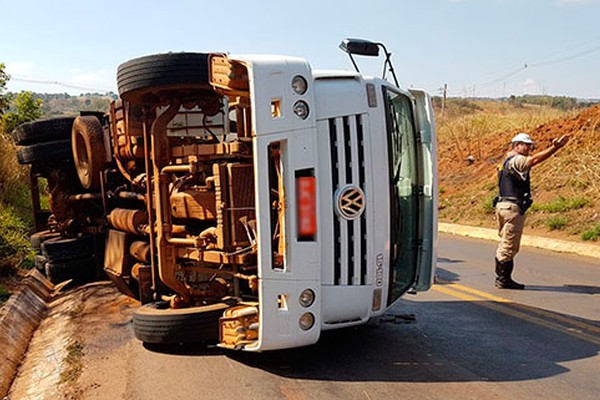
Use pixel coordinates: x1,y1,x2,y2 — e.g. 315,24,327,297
498,152,532,213
499,153,531,198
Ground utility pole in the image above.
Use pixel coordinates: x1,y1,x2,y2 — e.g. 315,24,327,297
441,83,447,124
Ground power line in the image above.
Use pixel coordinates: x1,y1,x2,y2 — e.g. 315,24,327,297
529,44,600,67
476,66,527,90
527,34,600,65
474,35,600,86
456,39,600,97
10,76,113,93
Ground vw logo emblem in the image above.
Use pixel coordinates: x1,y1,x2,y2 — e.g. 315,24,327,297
335,185,365,220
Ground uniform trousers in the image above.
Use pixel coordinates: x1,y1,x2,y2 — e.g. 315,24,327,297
495,201,526,262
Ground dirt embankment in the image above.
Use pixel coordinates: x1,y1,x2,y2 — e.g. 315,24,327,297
438,103,600,242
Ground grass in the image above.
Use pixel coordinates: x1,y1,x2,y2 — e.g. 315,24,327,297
0,131,35,303
60,340,84,384
482,194,497,214
545,216,569,231
530,196,590,213
0,202,34,274
0,133,34,273
437,103,572,163
581,224,600,241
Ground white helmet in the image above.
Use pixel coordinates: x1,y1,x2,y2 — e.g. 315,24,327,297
511,132,534,144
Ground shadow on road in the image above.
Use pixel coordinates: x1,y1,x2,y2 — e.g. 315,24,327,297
526,284,600,295
143,342,226,356
436,257,465,265
227,299,599,383
435,266,461,282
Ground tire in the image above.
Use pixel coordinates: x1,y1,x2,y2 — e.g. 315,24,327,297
34,254,48,273
30,230,61,253
133,302,229,344
12,117,75,146
117,53,210,103
72,116,106,189
17,140,73,165
41,235,95,262
45,256,96,285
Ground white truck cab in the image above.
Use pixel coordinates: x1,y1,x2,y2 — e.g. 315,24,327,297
211,42,437,350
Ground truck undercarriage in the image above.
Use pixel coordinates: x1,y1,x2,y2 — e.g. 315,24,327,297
15,53,275,348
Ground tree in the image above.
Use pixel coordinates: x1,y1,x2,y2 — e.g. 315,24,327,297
1,91,43,133
0,63,11,112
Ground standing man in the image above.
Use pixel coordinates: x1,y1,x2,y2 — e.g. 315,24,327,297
494,132,570,289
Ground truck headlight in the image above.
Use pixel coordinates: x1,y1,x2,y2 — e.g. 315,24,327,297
293,101,309,119
291,75,308,95
299,312,315,330
299,289,315,308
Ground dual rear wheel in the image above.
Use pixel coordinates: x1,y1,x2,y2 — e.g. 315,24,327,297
14,115,105,191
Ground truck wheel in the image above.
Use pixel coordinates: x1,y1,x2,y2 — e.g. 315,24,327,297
116,52,210,103
12,117,75,145
30,230,61,253
132,302,229,344
45,256,96,285
72,116,106,189
17,140,73,165
41,235,95,262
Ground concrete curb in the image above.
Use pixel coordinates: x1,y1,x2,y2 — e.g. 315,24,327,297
438,222,600,260
0,270,53,398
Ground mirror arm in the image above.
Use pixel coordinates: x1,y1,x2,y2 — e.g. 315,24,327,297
376,42,399,87
349,53,360,73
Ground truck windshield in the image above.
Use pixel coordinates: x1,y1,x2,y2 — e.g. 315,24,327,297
384,88,420,305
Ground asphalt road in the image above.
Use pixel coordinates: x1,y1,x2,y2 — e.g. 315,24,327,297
8,234,600,400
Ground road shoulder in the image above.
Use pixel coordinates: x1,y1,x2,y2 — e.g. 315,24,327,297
439,222,600,260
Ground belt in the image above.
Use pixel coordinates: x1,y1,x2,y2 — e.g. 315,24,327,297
498,197,528,204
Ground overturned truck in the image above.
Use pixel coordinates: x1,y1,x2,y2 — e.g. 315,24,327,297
13,39,438,351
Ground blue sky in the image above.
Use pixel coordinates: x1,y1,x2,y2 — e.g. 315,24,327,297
2,0,599,98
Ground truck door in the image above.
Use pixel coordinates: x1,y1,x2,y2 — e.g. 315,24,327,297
383,88,420,305
409,89,438,292
383,87,438,305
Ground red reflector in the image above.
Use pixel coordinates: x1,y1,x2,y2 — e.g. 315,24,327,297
297,177,317,239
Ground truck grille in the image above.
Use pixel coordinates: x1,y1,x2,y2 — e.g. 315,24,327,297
328,115,367,286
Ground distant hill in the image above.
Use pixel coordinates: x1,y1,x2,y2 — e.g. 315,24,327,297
30,92,117,117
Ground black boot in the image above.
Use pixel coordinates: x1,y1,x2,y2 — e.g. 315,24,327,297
495,258,525,290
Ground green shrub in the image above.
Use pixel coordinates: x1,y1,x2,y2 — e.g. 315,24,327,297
530,196,589,213
0,133,34,271
581,224,600,241
482,194,497,214
546,216,569,231
0,204,32,265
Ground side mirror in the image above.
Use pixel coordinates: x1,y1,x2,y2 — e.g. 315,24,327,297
339,38,399,87
339,38,380,57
